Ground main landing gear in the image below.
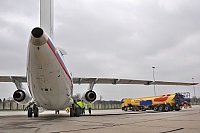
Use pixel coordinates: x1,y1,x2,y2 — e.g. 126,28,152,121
26,103,39,117
69,104,81,117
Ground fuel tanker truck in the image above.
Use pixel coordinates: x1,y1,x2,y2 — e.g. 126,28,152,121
121,92,191,112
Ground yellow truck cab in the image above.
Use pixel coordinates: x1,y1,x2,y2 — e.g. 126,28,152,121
121,98,132,111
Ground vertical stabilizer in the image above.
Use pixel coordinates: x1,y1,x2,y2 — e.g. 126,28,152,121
40,0,54,39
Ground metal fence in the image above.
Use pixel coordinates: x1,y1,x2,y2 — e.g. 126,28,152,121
0,100,121,110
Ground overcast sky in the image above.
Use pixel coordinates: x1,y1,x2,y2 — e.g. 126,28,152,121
0,0,199,101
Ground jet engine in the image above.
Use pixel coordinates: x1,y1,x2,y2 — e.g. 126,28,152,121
82,90,96,102
13,89,32,104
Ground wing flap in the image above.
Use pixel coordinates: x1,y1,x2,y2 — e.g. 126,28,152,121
73,77,198,86
153,81,198,86
72,78,152,85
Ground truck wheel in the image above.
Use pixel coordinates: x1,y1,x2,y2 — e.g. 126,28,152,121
153,106,158,111
124,107,127,111
164,105,170,112
132,106,136,111
142,109,146,111
158,105,164,112
175,104,180,111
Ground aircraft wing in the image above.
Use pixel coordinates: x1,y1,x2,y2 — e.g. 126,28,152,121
73,77,198,86
0,76,198,86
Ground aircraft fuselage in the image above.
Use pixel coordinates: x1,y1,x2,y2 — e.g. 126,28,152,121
27,27,73,110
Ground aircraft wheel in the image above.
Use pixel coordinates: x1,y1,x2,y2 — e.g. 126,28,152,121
55,110,60,114
28,108,33,117
70,108,75,117
33,107,39,117
75,108,81,117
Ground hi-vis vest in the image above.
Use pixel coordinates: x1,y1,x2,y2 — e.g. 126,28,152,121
88,102,92,108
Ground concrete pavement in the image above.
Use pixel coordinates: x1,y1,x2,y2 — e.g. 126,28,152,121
0,105,200,133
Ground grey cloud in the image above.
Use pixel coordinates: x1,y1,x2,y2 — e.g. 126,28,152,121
0,0,199,100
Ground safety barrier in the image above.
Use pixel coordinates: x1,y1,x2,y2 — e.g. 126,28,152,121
92,100,121,109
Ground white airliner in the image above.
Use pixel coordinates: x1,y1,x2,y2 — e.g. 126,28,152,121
0,0,198,117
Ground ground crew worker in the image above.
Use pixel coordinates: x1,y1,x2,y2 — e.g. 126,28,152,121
74,100,78,108
76,100,83,114
76,100,82,107
88,101,92,115
82,100,86,115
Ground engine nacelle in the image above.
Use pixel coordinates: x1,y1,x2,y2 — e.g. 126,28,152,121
13,89,32,105
82,90,96,102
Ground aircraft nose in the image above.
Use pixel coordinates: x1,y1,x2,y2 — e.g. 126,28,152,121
32,27,43,38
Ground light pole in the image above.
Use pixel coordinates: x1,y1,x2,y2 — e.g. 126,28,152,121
192,78,196,97
152,66,156,96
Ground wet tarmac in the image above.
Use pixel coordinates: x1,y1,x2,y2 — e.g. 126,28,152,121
0,106,200,133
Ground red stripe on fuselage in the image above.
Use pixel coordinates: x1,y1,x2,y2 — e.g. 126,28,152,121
46,39,73,88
